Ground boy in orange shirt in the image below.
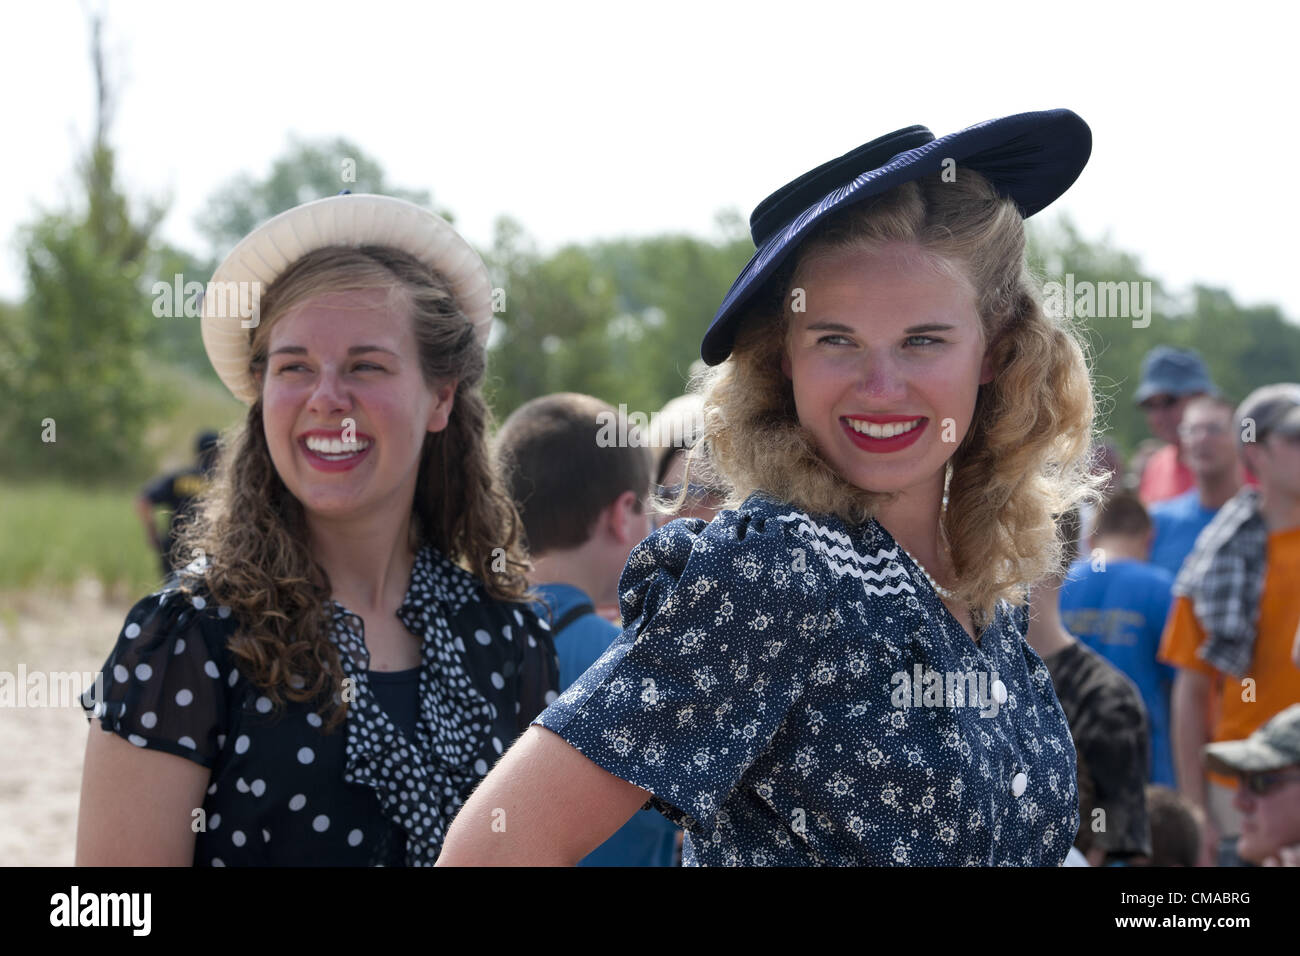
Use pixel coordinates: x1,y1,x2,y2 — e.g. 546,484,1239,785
1159,384,1300,865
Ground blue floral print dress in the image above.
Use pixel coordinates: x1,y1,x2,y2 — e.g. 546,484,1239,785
532,493,1079,866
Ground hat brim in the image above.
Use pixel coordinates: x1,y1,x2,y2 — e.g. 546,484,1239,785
1134,382,1216,404
1204,739,1299,777
200,194,493,405
701,109,1091,365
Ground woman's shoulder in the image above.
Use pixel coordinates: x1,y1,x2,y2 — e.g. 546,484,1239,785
96,569,242,688
85,569,242,764
115,568,241,658
625,493,814,578
618,493,834,635
638,494,900,593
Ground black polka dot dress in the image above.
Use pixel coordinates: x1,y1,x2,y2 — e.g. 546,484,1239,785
533,492,1080,866
82,544,560,866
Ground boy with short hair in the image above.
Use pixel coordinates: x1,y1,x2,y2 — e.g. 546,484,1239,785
495,393,680,866
1059,491,1176,786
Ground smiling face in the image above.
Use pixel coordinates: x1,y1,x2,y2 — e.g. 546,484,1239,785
258,288,456,525
780,241,994,497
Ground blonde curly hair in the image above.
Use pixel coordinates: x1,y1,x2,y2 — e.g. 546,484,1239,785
173,245,532,730
684,168,1103,622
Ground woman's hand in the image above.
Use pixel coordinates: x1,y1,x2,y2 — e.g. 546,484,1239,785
76,727,211,866
437,725,653,866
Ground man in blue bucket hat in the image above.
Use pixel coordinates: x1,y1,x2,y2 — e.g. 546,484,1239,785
1135,346,1218,505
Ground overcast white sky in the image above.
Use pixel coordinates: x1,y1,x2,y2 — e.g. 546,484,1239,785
2,0,1296,323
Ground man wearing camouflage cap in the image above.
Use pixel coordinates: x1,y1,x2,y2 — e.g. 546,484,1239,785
1205,703,1300,866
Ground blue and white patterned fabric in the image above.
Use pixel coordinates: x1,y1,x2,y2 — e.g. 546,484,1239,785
533,492,1079,866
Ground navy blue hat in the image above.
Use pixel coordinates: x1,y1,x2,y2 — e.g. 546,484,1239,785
1134,347,1217,404
701,109,1092,365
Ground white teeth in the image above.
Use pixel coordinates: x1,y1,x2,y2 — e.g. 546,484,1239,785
846,418,922,438
304,436,372,455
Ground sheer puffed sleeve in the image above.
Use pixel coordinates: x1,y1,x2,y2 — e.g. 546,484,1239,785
81,585,236,769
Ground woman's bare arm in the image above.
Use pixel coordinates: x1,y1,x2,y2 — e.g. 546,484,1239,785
76,727,211,866
437,725,654,865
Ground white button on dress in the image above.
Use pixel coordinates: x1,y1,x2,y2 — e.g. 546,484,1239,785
1011,771,1028,797
992,679,1008,704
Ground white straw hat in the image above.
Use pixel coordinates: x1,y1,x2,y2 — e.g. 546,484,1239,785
200,193,493,405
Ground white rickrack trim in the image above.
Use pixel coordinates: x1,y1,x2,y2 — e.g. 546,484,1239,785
773,510,916,597
774,511,894,567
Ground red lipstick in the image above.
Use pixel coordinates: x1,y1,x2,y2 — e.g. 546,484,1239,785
841,415,927,453
296,427,374,473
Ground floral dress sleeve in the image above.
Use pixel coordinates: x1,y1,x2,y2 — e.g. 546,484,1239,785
81,586,233,769
531,507,830,833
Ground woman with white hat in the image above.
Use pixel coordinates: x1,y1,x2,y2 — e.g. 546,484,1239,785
439,110,1104,866
77,194,559,866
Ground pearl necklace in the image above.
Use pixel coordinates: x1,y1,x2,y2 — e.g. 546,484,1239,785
893,462,958,600
897,543,958,600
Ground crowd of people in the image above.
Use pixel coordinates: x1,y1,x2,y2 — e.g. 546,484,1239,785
1053,347,1300,867
74,108,1299,867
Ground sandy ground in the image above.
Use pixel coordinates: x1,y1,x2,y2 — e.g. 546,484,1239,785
0,581,131,867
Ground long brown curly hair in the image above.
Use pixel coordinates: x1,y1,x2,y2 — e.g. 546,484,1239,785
681,168,1104,623
173,245,532,730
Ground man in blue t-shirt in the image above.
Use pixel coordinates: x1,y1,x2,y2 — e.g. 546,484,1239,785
1148,396,1246,579
1060,492,1177,786
495,393,681,866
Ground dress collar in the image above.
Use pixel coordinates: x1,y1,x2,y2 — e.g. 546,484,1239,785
328,542,497,865
329,543,484,656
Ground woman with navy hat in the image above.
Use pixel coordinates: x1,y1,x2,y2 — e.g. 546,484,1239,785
77,195,559,865
439,110,1102,866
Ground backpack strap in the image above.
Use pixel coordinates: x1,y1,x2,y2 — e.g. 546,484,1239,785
551,602,596,636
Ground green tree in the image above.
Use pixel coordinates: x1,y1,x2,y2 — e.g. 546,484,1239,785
198,137,443,256
483,211,754,422
1184,289,1300,408
1027,216,1170,456
1027,216,1300,463
147,241,219,376
482,216,619,416
3,12,173,480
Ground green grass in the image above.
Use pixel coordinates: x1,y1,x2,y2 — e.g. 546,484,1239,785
0,479,165,596
0,362,246,597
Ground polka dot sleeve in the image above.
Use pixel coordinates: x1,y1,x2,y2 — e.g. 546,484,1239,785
532,506,830,833
81,587,232,769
